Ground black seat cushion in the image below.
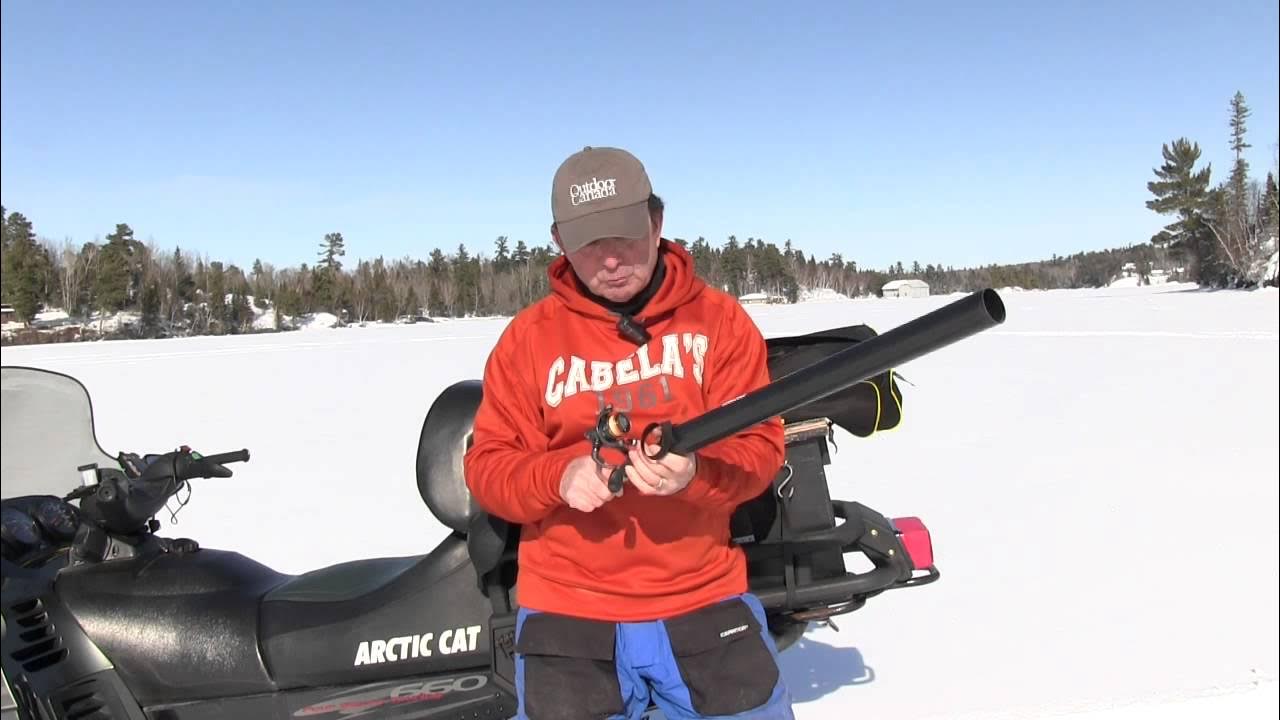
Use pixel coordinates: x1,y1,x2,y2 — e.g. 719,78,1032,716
263,555,422,603
416,379,484,532
55,550,288,705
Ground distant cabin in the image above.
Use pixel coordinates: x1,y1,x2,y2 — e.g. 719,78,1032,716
881,279,930,298
0,304,22,329
738,291,786,305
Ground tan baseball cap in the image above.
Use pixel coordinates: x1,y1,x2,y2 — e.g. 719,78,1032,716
551,146,653,253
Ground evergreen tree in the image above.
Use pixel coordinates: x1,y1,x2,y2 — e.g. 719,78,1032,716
313,232,346,311
1199,92,1267,284
250,258,274,302
229,289,252,332
141,281,162,333
1145,139,1213,226
1228,91,1251,201
451,244,478,315
427,281,444,315
689,237,717,285
193,258,207,299
512,240,530,265
1261,172,1279,238
404,285,420,317
2,211,50,321
91,224,139,313
318,232,345,273
720,236,745,296
1146,138,1220,283
0,205,8,303
493,236,510,272
174,248,195,302
427,248,450,315
207,261,227,332
1219,92,1255,275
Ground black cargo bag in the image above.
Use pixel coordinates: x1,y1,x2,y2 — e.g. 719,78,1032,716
733,323,905,609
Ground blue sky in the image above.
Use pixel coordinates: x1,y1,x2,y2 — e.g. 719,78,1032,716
2,0,1277,273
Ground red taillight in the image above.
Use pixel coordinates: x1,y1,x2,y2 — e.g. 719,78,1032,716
892,517,933,570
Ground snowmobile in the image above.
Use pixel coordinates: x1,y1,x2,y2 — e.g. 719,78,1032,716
1,289,1005,720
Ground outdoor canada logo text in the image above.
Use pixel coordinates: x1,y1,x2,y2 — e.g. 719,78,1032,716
569,177,617,206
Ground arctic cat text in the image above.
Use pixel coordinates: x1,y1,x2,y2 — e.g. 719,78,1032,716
353,625,482,666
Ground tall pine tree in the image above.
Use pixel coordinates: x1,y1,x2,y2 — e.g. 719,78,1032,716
1228,91,1251,203
1203,92,1264,283
313,232,346,312
1146,138,1220,282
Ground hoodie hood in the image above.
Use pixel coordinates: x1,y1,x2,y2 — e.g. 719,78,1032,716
548,238,706,324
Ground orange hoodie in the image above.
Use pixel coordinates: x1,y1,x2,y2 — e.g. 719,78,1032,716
462,240,785,622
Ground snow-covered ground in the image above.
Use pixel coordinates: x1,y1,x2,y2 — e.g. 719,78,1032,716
3,282,1277,719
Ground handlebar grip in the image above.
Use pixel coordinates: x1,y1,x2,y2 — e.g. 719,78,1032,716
201,449,250,465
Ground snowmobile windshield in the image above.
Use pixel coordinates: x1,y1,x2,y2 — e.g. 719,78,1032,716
1,366,118,500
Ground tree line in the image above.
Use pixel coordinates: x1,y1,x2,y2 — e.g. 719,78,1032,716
0,210,1193,343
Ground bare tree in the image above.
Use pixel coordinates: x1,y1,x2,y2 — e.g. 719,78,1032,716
58,240,96,318
350,261,374,323
1206,180,1268,284
41,237,83,317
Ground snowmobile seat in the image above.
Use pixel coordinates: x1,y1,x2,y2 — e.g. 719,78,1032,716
414,379,516,586
415,378,485,534
262,555,421,603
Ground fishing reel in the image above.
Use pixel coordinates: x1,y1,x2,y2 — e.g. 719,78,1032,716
585,406,634,493
585,407,678,493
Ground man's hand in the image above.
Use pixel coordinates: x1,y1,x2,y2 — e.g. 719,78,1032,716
625,444,696,496
559,456,618,512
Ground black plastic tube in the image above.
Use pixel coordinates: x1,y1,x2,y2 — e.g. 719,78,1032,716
667,288,1006,455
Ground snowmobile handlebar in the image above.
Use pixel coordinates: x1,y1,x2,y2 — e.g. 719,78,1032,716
77,447,250,535
135,447,250,483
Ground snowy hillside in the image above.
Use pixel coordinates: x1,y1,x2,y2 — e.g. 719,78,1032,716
3,284,1277,719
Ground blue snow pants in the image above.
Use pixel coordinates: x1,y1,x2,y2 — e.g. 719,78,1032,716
513,593,795,720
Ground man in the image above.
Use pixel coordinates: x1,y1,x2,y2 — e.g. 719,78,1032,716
463,146,794,720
